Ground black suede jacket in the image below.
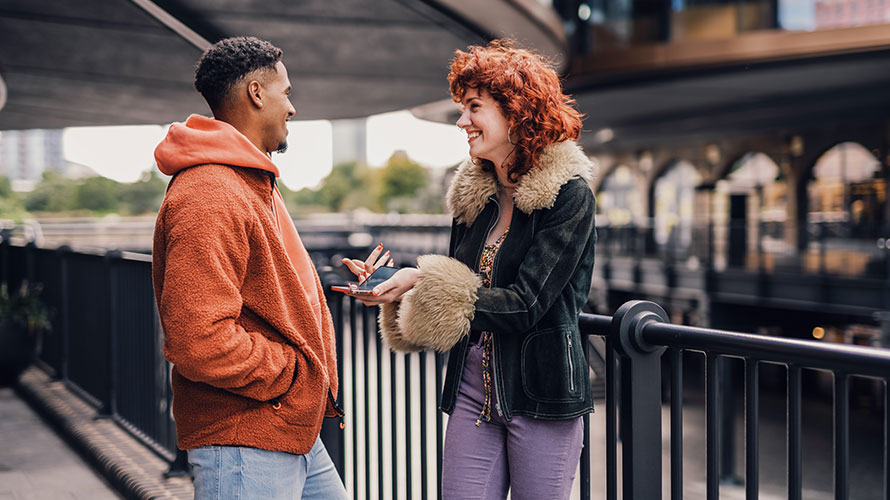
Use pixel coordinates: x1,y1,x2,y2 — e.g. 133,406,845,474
440,176,597,420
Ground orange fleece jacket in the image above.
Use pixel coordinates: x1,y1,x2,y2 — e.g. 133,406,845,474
152,115,339,455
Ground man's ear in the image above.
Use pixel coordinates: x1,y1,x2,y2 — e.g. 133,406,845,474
247,80,263,109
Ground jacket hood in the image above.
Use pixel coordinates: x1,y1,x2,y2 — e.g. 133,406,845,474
154,114,280,177
446,140,595,226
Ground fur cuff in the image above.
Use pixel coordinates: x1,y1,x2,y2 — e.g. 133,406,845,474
398,255,481,352
378,300,423,353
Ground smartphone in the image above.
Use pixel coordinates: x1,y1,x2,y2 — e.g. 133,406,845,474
331,266,399,295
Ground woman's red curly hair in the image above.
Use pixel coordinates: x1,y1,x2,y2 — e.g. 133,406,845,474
448,39,584,182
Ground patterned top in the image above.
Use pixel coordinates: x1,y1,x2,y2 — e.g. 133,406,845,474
475,226,509,426
479,227,509,287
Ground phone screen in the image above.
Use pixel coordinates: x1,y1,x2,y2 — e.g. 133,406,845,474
331,266,399,295
356,266,399,291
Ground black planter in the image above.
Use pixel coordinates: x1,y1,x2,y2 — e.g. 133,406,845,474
0,320,38,386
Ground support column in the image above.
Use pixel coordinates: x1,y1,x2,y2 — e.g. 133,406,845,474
612,300,668,499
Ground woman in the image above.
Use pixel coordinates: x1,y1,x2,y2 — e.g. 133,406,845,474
344,39,596,499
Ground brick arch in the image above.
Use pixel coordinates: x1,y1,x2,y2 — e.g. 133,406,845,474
800,138,885,184
591,154,638,193
593,161,648,225
710,148,780,184
647,158,704,220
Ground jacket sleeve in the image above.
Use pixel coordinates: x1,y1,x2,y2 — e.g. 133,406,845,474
157,184,297,401
388,180,594,351
471,180,595,333
377,219,477,353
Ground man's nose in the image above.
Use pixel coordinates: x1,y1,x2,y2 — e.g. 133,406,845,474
287,101,296,118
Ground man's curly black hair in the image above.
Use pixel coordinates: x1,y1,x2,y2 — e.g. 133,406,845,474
194,36,283,112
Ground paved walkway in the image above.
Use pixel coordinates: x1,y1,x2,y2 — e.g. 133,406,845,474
10,368,193,500
0,385,120,500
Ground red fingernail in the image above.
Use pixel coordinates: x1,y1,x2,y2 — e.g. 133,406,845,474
377,243,383,249
372,288,380,296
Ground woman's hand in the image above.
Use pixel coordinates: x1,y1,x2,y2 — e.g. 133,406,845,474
341,244,393,283
352,267,420,306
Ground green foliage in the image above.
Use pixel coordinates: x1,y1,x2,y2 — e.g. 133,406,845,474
21,169,169,216
0,281,51,334
276,182,324,215
377,152,427,212
24,172,78,212
319,162,362,211
0,177,13,199
77,176,120,212
281,153,445,214
119,170,167,215
0,176,28,220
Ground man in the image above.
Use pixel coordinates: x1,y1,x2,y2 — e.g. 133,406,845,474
152,36,346,499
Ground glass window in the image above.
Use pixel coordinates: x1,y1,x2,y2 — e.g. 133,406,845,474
653,161,701,255
713,152,787,270
807,142,885,275
597,164,644,226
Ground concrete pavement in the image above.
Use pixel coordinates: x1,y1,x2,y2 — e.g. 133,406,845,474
9,368,193,500
0,385,120,500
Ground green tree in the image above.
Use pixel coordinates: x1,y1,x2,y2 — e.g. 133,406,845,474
276,181,326,215
120,170,167,215
24,172,78,212
0,176,13,199
318,162,360,211
0,176,27,219
377,152,427,212
76,176,120,212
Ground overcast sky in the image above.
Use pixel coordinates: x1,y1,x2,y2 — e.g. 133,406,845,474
63,110,469,190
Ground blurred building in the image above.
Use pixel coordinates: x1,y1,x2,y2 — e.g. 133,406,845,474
0,129,65,191
546,0,890,341
331,118,368,167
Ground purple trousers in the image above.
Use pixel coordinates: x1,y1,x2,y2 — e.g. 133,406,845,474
441,339,584,500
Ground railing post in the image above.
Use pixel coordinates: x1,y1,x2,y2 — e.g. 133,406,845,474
57,245,71,382
25,241,36,284
165,448,190,478
318,268,346,479
95,249,121,419
612,300,668,500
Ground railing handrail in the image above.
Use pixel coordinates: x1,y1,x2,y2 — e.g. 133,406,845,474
578,312,612,336
642,321,890,376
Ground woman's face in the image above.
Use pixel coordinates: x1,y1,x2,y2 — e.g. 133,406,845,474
456,88,514,169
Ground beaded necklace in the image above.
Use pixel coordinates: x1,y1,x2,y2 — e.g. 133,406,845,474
475,226,509,426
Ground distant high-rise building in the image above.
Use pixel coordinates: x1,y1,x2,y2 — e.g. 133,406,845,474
331,118,367,166
815,0,890,29
0,129,65,191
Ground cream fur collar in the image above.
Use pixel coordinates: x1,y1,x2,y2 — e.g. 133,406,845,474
446,140,594,226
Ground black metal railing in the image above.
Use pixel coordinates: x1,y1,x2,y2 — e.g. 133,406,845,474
611,299,890,500
1,243,183,472
3,240,889,498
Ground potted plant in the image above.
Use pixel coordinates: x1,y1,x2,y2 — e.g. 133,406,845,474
0,281,51,386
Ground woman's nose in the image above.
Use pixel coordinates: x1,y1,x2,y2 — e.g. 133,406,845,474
456,110,470,129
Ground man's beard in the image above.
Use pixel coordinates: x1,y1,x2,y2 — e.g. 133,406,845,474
276,141,288,154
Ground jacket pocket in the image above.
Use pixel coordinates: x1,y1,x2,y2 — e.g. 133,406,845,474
520,325,584,403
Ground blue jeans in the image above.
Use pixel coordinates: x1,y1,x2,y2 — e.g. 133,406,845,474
188,436,348,500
